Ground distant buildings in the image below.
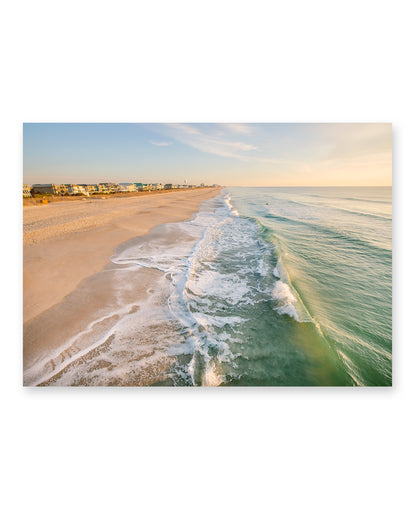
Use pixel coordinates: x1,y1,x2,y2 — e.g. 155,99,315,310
25,181,215,197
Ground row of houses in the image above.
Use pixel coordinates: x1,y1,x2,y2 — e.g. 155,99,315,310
23,182,206,197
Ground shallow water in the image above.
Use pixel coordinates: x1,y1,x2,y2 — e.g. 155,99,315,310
25,187,392,386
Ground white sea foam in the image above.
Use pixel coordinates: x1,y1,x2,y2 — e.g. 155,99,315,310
192,312,247,329
110,222,204,272
160,192,258,385
272,280,300,321
224,193,240,216
203,362,224,386
257,258,268,276
187,271,254,306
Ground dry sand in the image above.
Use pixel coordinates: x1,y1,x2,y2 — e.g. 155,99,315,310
23,188,221,328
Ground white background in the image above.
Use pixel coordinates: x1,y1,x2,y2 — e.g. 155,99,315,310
1,1,414,519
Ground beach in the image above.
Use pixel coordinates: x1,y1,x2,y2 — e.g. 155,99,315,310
23,187,221,381
23,186,391,386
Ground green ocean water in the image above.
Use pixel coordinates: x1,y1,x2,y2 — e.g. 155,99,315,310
216,186,392,386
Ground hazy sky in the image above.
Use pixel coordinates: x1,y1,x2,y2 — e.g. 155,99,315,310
23,123,392,186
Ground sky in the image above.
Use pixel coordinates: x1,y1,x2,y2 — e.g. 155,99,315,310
23,123,392,186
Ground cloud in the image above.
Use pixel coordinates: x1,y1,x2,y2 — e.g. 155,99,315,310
163,123,257,160
153,123,391,184
149,140,172,146
220,123,254,135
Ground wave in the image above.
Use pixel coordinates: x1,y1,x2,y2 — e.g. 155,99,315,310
262,212,391,256
272,281,299,320
224,192,240,216
283,197,391,221
319,205,391,222
305,193,391,205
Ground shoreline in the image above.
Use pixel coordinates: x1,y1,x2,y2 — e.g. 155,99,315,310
23,187,222,370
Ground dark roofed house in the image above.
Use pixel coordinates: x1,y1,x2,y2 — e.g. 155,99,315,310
31,184,64,195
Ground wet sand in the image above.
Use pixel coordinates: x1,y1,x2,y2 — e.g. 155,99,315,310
23,188,221,374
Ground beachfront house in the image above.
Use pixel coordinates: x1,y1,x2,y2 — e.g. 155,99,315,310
31,184,66,195
23,184,32,197
65,184,89,196
108,183,120,193
97,183,110,193
119,183,137,192
134,183,152,191
79,184,98,194
97,183,120,193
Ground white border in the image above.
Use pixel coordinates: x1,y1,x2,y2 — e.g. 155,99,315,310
2,1,414,519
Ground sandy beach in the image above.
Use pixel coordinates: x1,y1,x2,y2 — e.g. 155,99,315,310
23,187,221,377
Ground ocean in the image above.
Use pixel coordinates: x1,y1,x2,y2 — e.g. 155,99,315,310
221,187,392,386
26,187,392,386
